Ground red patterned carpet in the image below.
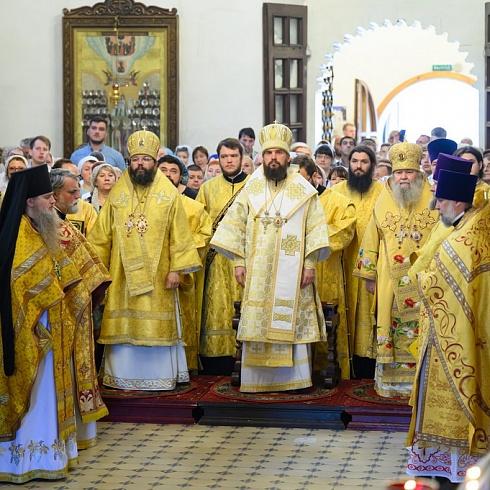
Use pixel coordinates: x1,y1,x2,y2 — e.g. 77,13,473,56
101,380,199,399
346,382,410,405
208,379,338,403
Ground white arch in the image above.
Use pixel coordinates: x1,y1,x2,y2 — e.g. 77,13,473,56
316,19,477,143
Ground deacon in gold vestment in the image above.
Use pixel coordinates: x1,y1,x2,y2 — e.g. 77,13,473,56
334,146,383,377
406,169,488,485
89,130,201,391
0,166,109,483
354,142,438,397
211,123,330,393
196,138,249,374
158,155,213,371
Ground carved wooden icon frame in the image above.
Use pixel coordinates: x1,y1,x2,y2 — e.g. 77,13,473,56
62,0,178,158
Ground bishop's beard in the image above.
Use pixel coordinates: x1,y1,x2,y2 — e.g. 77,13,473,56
129,165,157,187
264,163,288,182
391,173,424,209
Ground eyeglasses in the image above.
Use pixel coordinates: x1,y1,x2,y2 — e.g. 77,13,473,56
130,156,154,163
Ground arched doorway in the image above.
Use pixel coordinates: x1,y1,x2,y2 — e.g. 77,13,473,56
316,19,478,145
377,74,478,144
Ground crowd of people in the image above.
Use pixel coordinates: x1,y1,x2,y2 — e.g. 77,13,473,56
0,118,489,489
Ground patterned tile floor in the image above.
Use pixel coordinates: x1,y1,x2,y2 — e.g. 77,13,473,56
7,422,410,489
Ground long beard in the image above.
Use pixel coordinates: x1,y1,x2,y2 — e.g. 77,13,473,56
391,174,424,209
129,166,156,186
347,166,374,193
33,208,63,253
264,163,287,182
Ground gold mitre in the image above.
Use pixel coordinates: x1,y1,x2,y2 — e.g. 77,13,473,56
127,129,160,160
389,142,422,172
259,122,293,154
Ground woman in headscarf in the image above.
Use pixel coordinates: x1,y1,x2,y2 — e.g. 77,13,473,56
78,155,98,199
88,162,117,213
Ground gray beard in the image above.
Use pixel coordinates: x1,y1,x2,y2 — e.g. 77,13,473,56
34,208,63,253
58,198,79,215
439,201,458,227
391,175,424,209
67,202,79,214
428,195,436,211
440,214,455,227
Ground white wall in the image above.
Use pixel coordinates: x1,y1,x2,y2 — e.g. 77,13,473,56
0,0,486,157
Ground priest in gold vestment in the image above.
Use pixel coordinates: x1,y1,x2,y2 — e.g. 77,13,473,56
158,155,212,371
50,167,113,447
354,142,438,397
406,169,488,486
334,145,383,378
196,138,249,374
0,165,109,483
211,123,330,393
89,130,201,391
409,153,475,283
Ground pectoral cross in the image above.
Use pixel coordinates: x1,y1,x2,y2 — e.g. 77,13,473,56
395,225,408,247
262,216,273,231
125,213,135,236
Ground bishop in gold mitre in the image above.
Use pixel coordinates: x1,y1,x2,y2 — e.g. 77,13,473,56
89,129,202,391
211,122,330,393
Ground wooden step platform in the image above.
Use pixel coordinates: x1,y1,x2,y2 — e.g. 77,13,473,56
101,375,218,425
100,376,412,432
342,380,412,431
197,401,348,430
197,377,348,429
346,405,412,431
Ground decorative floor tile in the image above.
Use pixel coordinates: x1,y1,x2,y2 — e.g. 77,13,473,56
2,422,413,489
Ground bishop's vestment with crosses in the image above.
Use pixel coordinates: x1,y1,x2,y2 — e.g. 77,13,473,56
211,166,330,392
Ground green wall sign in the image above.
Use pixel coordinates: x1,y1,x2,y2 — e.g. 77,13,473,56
432,64,452,71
